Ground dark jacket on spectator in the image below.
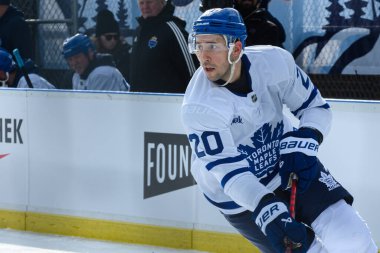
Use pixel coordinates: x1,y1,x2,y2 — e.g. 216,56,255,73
129,2,198,93
238,7,286,48
0,5,34,59
94,38,131,80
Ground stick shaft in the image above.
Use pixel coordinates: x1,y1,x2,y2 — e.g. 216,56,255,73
289,176,297,219
286,173,298,253
12,49,34,88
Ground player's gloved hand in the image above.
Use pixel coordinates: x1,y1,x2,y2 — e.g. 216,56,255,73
278,127,322,193
253,194,314,253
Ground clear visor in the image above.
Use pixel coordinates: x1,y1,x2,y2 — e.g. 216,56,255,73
188,33,230,54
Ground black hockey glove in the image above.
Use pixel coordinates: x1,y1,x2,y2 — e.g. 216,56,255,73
252,194,314,253
278,128,322,193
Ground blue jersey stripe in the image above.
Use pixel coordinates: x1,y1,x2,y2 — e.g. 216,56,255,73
221,167,251,188
292,86,318,116
204,194,241,209
206,154,246,171
318,103,330,109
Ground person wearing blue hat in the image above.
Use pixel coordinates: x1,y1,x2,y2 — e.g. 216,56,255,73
0,46,15,87
62,33,130,91
0,47,55,89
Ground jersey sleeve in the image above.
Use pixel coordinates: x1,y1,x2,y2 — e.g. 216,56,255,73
17,74,56,89
276,48,332,137
88,67,128,91
182,103,272,212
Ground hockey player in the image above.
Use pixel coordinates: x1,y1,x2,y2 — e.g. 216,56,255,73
181,8,377,253
62,33,130,91
0,47,55,89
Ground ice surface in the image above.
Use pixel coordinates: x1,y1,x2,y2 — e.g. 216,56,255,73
0,229,208,253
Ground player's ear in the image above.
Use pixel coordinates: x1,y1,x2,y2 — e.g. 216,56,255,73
87,49,95,60
232,41,243,59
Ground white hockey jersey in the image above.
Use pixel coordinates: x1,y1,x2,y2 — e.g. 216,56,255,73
17,73,56,89
181,46,332,215
72,66,130,91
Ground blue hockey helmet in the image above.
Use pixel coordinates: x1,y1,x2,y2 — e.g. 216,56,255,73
189,8,247,52
0,48,16,73
62,33,95,59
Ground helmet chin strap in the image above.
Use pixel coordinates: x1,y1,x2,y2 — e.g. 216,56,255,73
219,43,243,87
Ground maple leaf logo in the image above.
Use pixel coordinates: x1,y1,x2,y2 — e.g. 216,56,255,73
319,171,340,191
237,121,284,179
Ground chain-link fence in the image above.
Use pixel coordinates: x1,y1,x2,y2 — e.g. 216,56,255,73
289,0,380,99
12,0,138,89
11,0,73,89
10,0,380,99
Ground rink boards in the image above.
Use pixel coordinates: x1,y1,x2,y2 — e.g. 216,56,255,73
0,89,379,252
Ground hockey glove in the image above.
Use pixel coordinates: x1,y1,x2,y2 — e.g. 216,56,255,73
253,194,314,253
278,128,322,193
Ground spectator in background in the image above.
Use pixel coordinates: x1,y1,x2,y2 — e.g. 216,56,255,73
93,9,131,80
62,33,130,91
199,0,285,47
129,0,198,93
0,48,55,89
0,0,34,60
234,0,286,47
198,0,234,12
260,0,269,9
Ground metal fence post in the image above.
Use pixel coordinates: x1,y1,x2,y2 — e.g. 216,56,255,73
71,0,78,35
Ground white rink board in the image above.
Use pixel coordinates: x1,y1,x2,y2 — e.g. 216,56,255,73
0,89,379,246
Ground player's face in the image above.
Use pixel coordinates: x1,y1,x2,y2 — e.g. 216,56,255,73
0,70,9,87
195,34,231,82
138,0,165,18
66,53,90,75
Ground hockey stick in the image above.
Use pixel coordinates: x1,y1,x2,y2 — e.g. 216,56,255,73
289,173,298,219
285,173,298,253
12,49,34,88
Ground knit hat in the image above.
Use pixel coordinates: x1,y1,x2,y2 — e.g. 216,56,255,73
0,0,10,5
95,9,120,37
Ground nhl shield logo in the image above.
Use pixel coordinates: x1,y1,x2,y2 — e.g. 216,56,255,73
148,36,158,49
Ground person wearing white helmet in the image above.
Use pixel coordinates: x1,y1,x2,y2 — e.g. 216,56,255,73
0,47,55,89
181,8,377,253
62,33,130,91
